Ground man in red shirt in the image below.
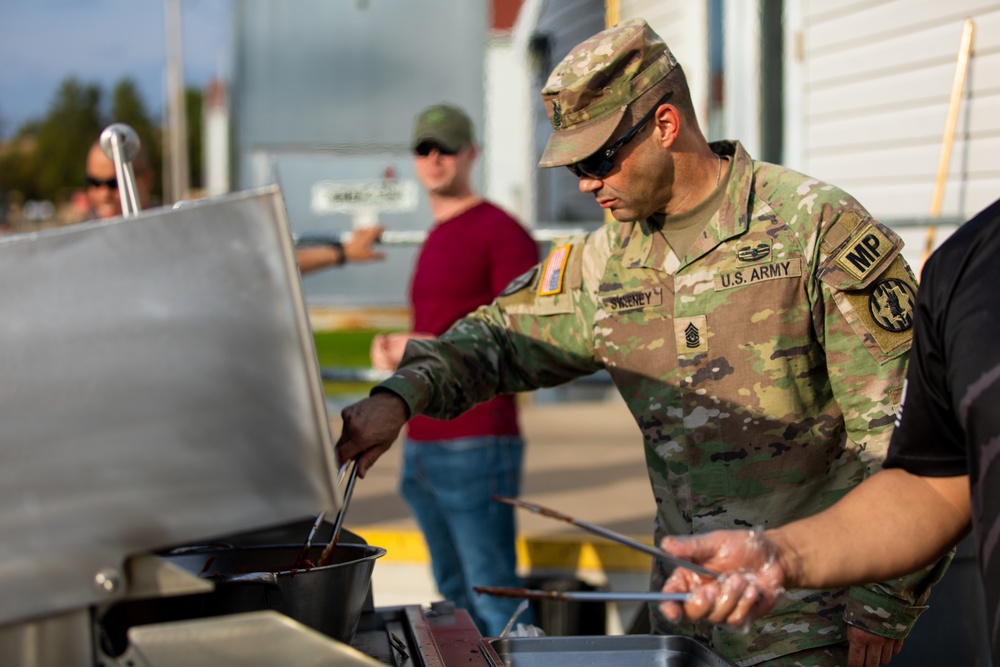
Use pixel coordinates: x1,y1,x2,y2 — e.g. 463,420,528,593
370,104,538,636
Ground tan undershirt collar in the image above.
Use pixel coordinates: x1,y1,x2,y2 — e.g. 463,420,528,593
655,156,731,259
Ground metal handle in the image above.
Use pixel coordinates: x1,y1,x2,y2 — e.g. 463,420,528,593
209,571,281,588
162,542,236,555
99,123,143,218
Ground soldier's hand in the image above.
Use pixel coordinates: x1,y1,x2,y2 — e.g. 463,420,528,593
335,392,409,478
658,529,786,628
846,625,903,667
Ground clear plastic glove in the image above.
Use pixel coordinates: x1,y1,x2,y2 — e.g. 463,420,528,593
658,529,786,630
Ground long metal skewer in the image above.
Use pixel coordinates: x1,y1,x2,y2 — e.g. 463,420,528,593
492,495,719,578
475,586,691,603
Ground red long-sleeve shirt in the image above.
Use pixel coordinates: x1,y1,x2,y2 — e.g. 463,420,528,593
406,201,538,441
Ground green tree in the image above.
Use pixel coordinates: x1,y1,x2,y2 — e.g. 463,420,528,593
33,78,102,199
0,121,43,200
0,76,212,208
185,87,204,190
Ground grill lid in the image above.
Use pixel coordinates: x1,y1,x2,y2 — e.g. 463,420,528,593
0,186,339,625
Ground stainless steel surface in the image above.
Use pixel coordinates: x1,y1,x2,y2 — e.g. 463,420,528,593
0,609,93,667
100,123,142,217
0,186,339,627
495,496,719,578
123,611,382,666
483,635,735,667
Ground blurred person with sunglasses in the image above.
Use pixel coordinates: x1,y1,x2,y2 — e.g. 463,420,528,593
338,21,940,664
84,139,154,220
367,104,538,637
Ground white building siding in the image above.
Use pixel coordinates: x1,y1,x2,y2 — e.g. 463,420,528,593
620,1,711,130
792,0,1000,224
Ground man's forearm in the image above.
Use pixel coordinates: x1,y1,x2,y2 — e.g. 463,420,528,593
769,469,971,589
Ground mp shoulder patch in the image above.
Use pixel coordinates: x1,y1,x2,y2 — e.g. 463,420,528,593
833,222,895,281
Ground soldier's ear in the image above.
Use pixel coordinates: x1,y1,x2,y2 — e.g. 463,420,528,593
652,104,680,149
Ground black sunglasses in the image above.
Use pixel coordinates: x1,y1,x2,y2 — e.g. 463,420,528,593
86,175,118,189
566,91,674,179
414,141,459,157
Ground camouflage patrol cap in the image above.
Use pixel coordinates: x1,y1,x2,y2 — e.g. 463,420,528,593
412,104,474,153
539,18,678,168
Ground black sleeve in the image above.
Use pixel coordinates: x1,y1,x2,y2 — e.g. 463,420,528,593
883,256,968,477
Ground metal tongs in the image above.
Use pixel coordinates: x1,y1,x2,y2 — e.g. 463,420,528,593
494,495,718,581
295,458,361,568
475,496,718,605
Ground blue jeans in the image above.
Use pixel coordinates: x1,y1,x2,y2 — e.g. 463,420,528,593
400,435,534,636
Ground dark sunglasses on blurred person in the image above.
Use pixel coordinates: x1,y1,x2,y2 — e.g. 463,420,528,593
86,175,118,189
566,91,673,179
414,142,459,157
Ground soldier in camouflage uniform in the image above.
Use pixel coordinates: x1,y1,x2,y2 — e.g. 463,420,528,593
337,18,944,667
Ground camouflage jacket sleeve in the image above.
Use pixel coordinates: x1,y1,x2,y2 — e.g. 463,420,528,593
377,230,606,419
810,206,950,638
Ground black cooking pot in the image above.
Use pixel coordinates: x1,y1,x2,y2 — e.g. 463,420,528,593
98,542,385,655
161,543,386,642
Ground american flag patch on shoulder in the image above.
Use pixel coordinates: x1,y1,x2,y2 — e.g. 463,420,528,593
538,244,571,296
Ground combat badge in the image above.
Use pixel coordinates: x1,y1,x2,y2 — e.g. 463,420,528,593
500,266,538,296
736,241,771,264
538,244,571,296
868,278,916,332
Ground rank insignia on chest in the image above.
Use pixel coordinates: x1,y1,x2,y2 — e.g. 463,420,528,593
675,315,708,355
539,244,571,296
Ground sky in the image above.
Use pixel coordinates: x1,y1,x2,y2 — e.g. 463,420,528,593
0,0,232,138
